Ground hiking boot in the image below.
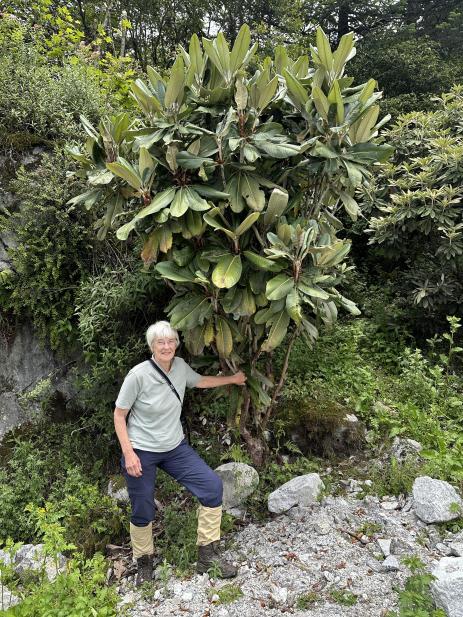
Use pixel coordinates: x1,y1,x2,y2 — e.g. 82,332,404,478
197,541,237,578
135,554,154,587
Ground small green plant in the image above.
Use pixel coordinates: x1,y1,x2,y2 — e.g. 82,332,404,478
220,443,252,464
357,521,382,537
296,591,319,608
209,583,244,604
157,558,171,592
397,556,445,617
330,588,358,606
207,560,224,579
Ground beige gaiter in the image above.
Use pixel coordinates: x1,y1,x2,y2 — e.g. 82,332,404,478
196,504,222,546
130,521,154,559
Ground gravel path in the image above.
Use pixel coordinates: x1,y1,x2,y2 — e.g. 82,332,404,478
118,493,448,616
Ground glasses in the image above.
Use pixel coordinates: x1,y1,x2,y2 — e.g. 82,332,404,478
154,338,177,348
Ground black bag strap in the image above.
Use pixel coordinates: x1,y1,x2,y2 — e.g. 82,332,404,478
148,358,192,444
148,358,182,403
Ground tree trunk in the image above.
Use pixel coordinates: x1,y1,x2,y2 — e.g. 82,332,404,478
337,2,350,44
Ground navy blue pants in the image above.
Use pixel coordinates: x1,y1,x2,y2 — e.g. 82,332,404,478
121,438,223,526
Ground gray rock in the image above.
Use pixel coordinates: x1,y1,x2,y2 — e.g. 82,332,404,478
390,437,422,463
431,557,463,617
413,476,463,523
268,473,324,514
14,544,67,582
449,543,463,557
214,463,259,510
0,586,20,610
436,543,453,556
107,475,129,502
382,555,401,572
377,538,392,557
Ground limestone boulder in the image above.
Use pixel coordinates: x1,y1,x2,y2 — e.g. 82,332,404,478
214,463,259,511
268,473,324,514
413,476,462,523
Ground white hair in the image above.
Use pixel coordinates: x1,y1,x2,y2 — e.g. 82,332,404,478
146,321,180,350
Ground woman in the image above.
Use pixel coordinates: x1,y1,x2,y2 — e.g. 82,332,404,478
114,320,246,586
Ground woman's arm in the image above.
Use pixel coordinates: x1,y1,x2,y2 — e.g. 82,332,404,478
195,371,246,389
114,407,142,477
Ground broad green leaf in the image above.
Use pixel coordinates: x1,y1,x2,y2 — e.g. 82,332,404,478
176,151,214,169
257,141,300,159
254,307,273,325
261,310,290,352
116,219,136,241
235,212,260,236
190,185,229,199
80,115,100,141
263,188,289,226
316,27,333,71
164,55,185,110
215,316,233,357
155,261,196,282
212,254,242,288
350,105,380,143
283,69,309,111
170,187,190,217
266,274,294,301
297,281,330,300
275,46,289,74
359,78,377,105
135,187,177,221
106,158,142,190
286,288,302,324
139,147,155,183
203,209,236,239
170,296,211,329
131,80,162,115
312,85,330,120
333,32,355,76
328,80,345,124
317,241,351,267
257,76,278,111
340,191,359,221
226,175,245,213
88,169,113,185
230,24,251,73
240,174,265,211
244,251,283,272
67,188,101,209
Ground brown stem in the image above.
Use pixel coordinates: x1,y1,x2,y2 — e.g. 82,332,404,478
261,326,300,432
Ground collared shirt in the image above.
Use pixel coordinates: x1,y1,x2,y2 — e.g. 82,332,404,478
115,356,201,452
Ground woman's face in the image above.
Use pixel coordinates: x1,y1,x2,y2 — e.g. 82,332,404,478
152,336,177,364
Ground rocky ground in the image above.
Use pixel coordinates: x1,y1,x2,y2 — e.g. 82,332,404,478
116,488,460,617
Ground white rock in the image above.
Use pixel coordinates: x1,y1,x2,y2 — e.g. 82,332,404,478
270,585,288,604
182,591,193,601
268,473,324,514
413,477,463,523
215,463,259,510
0,586,20,609
431,557,463,617
450,543,463,557
107,476,129,502
381,501,399,511
382,555,401,572
14,544,67,582
377,538,392,557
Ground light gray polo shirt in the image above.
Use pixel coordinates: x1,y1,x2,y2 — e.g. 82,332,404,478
115,356,202,452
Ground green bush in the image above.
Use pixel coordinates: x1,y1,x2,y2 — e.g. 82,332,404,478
363,87,463,327
0,19,105,149
0,148,93,350
2,553,118,616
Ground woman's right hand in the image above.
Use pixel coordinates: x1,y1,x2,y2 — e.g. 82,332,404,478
124,450,143,477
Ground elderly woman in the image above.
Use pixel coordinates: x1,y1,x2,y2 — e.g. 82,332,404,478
114,320,246,586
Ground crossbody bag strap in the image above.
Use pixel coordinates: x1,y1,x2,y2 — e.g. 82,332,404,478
148,358,182,403
148,358,191,445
